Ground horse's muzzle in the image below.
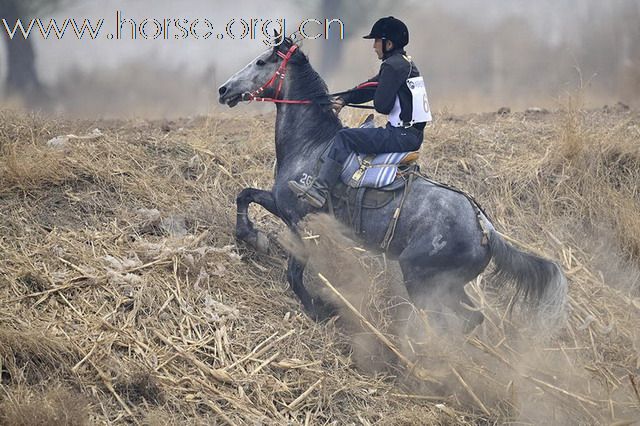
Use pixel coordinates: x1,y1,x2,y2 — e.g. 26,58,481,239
218,90,242,107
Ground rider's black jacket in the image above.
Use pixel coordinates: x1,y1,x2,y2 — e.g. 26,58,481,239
341,49,426,131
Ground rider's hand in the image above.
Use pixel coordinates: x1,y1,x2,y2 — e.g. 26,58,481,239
331,97,346,116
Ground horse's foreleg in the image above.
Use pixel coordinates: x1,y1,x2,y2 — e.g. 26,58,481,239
236,188,278,253
287,255,338,321
236,188,335,320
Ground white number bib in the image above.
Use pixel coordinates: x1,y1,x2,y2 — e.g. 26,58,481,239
406,76,431,124
388,76,432,127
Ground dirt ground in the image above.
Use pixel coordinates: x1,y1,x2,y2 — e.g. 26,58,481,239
0,104,639,425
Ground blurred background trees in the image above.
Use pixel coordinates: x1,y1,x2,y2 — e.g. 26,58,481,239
0,0,638,115
0,0,69,106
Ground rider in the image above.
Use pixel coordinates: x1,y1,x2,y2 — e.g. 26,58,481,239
288,16,431,208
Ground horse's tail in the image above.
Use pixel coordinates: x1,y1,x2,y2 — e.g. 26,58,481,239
488,229,568,323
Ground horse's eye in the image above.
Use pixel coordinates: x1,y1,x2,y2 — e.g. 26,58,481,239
256,59,266,66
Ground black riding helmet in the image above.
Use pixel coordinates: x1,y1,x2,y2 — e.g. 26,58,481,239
362,16,409,49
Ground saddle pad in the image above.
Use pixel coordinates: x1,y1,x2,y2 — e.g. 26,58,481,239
340,151,414,188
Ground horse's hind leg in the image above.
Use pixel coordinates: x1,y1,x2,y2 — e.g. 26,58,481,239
399,245,487,334
401,269,484,334
236,188,278,252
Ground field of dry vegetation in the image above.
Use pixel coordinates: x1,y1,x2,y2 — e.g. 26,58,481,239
0,102,639,425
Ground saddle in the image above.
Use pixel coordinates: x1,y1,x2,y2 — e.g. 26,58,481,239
329,115,420,245
339,114,420,190
340,151,419,189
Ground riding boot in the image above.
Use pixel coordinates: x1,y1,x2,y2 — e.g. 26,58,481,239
288,157,343,208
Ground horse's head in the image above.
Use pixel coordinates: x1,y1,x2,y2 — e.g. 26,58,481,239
218,32,300,108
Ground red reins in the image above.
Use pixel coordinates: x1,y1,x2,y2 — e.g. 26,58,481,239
244,44,312,105
243,43,378,108
356,82,379,90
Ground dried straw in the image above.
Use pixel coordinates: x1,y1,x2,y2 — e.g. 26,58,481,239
0,106,638,424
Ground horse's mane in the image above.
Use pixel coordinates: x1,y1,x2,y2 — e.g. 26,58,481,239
288,49,331,100
278,45,343,157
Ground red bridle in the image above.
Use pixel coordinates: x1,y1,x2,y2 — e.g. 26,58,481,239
242,44,379,108
244,44,312,105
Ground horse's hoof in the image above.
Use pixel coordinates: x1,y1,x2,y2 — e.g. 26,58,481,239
237,230,270,253
254,231,270,253
307,298,339,322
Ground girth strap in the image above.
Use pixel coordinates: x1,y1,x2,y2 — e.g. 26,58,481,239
380,172,415,250
353,187,367,234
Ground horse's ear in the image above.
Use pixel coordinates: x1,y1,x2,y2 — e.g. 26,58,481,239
271,29,284,50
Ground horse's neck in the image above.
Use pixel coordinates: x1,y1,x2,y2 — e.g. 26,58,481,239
274,105,332,157
273,66,341,167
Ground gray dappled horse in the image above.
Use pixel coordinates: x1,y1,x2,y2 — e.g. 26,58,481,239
218,36,567,330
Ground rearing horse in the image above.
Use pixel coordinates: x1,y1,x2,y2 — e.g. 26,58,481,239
218,36,567,330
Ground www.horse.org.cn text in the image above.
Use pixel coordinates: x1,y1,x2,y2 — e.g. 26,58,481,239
0,12,346,45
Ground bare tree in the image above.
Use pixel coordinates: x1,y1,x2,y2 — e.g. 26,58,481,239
0,0,68,105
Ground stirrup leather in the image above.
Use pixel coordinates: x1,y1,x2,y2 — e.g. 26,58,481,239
288,180,327,208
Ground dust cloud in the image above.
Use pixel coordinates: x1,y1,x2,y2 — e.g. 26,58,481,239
283,213,639,424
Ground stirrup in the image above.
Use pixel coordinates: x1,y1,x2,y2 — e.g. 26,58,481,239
288,180,327,209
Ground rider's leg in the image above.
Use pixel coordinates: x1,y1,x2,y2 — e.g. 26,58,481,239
288,156,343,209
288,125,422,208
288,127,379,208
335,124,422,155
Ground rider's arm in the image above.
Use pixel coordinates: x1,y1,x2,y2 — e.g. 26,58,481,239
340,75,379,105
372,61,404,115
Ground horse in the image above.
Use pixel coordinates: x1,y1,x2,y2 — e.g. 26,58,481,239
218,35,567,331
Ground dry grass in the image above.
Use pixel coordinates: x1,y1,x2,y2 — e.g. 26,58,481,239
0,104,639,424
0,328,79,385
0,386,89,426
